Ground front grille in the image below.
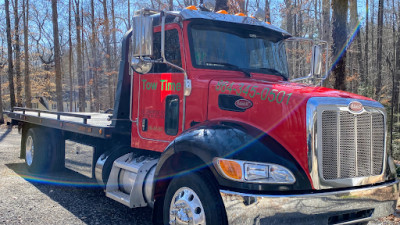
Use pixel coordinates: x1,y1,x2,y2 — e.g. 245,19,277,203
321,110,385,180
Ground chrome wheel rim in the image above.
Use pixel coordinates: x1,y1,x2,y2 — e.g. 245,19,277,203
25,136,34,166
169,187,206,225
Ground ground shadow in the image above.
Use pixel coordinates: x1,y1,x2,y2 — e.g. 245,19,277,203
6,163,153,225
0,128,12,142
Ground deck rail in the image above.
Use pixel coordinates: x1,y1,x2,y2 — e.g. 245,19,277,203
12,107,91,124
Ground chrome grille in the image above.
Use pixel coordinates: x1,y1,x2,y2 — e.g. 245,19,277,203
321,111,384,180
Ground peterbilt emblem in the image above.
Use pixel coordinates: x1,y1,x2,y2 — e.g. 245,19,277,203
235,99,253,110
349,101,364,113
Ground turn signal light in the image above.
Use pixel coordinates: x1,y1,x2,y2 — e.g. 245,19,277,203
218,159,242,180
216,10,228,14
235,13,246,17
186,5,198,10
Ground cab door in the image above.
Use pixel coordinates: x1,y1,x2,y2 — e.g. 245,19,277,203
137,26,185,142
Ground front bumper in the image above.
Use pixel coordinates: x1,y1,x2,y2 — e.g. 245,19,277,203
220,180,399,225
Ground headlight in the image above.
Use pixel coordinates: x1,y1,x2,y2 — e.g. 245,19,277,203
214,158,296,184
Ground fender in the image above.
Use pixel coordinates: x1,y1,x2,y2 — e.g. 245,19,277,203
153,120,312,198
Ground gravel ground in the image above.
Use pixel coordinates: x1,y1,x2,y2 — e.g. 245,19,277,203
0,125,399,225
0,126,152,225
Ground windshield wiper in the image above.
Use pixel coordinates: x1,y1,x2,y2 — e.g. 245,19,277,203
259,68,287,80
205,62,251,77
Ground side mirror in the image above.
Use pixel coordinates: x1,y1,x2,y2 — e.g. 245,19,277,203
132,14,153,57
131,13,153,74
312,45,322,77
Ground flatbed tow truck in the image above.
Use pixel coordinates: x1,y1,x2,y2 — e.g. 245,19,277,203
4,2,399,225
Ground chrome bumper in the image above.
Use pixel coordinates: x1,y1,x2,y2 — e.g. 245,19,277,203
220,180,399,225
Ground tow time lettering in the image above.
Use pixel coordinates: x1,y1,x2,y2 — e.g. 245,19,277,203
215,80,293,105
142,79,182,92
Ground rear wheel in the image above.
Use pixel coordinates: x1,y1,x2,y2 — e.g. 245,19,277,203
23,128,49,173
163,172,227,225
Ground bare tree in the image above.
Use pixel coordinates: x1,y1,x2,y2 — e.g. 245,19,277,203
101,0,113,109
0,40,5,124
284,0,293,34
265,0,271,23
13,0,22,106
364,0,369,83
375,0,384,99
23,0,31,108
331,0,348,91
5,0,16,109
322,0,330,41
74,0,85,112
51,0,63,112
215,0,228,11
90,0,99,111
349,0,364,88
68,0,73,112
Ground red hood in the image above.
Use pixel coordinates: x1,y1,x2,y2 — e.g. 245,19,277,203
206,75,378,187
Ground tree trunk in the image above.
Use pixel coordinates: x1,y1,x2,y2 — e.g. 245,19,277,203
5,0,16,109
111,0,117,105
13,0,22,107
0,42,4,124
101,0,113,109
215,0,228,11
265,0,271,23
331,0,348,91
23,0,31,108
364,0,369,84
51,0,63,112
349,0,364,89
69,0,73,112
128,0,131,28
322,0,330,41
284,0,293,34
90,0,99,111
0,71,3,124
74,0,85,112
375,0,384,99
395,3,400,119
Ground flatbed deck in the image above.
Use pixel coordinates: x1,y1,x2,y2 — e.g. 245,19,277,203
6,108,114,139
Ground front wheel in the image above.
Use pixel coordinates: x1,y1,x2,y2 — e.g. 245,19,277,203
163,172,227,225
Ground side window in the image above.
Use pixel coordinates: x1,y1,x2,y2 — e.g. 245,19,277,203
165,95,179,136
151,29,182,73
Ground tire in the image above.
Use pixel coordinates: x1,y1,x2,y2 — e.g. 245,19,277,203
23,128,51,173
163,171,227,225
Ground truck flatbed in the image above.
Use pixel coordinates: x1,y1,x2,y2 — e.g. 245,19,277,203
6,107,114,139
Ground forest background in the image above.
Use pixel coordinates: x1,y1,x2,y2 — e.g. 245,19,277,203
0,0,400,158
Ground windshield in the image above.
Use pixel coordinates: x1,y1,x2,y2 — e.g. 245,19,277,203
188,22,289,79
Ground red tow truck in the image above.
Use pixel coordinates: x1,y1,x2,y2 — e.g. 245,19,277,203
5,4,399,225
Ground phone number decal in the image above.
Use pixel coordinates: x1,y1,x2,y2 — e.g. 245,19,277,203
215,80,292,105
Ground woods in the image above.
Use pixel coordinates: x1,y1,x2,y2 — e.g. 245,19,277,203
0,0,400,156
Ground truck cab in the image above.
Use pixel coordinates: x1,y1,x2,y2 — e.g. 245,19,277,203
127,7,398,224
7,4,399,225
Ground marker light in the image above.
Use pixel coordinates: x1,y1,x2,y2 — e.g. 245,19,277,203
214,158,296,184
216,10,228,14
266,21,271,24
217,159,242,180
235,13,246,17
186,5,198,10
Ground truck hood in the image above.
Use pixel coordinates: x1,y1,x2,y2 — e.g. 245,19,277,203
206,76,377,184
